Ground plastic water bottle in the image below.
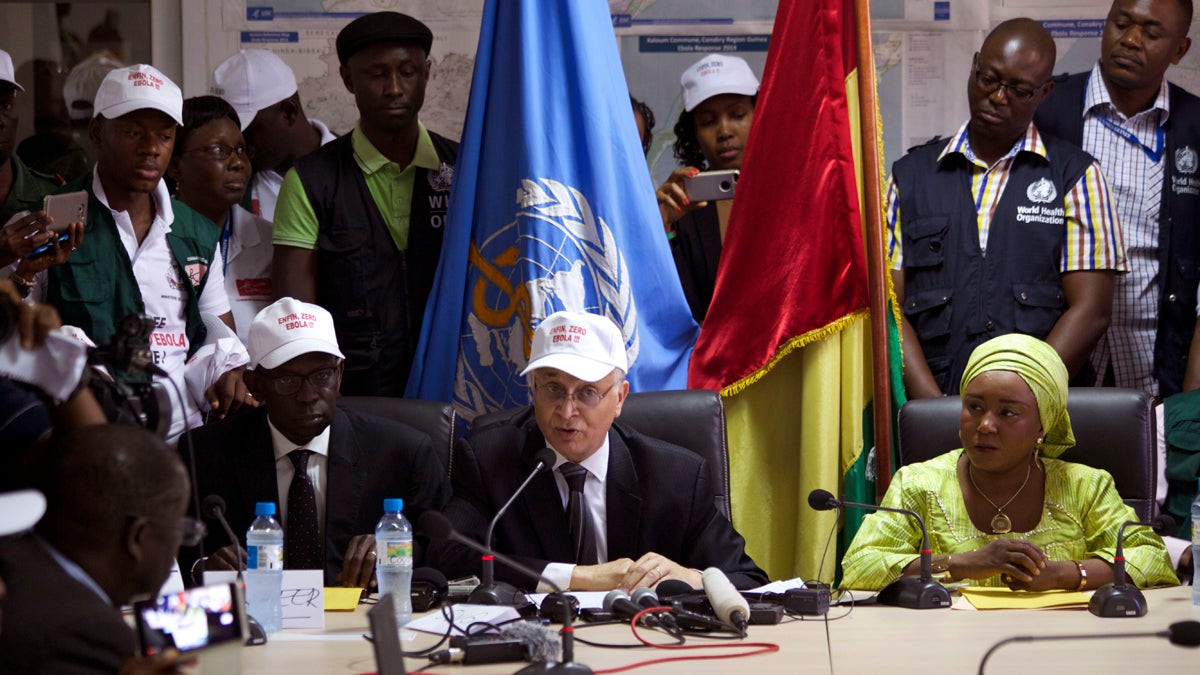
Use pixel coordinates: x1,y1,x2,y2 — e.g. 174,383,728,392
245,502,284,632
375,498,414,626
1191,478,1200,605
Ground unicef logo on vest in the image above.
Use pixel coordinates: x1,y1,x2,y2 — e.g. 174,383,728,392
452,177,638,419
1175,146,1198,175
1026,178,1057,204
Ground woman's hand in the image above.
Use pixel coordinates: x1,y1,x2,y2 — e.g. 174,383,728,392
15,220,85,278
953,539,1047,583
656,167,707,231
1006,560,1080,592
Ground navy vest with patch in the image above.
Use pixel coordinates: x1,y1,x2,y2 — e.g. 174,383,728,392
895,133,1093,393
295,131,458,397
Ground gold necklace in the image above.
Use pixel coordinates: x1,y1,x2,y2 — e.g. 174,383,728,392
967,460,1033,534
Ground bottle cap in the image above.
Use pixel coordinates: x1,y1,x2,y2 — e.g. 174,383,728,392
383,498,404,512
255,502,277,516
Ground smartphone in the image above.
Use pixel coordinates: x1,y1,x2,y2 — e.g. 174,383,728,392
25,191,87,259
134,582,247,656
683,169,739,202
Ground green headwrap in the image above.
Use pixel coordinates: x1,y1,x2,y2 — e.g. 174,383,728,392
959,334,1075,458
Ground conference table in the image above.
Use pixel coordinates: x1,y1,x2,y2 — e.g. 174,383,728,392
237,586,1200,674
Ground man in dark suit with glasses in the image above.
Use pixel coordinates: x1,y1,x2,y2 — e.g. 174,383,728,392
179,297,449,589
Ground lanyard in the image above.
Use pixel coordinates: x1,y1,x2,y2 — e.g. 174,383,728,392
219,211,232,274
1097,114,1165,164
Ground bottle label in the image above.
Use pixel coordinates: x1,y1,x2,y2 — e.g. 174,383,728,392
377,539,413,567
248,544,284,571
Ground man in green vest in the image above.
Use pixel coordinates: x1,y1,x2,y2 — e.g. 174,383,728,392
45,64,256,440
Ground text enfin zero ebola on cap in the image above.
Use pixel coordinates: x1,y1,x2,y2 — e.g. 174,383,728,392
278,312,318,330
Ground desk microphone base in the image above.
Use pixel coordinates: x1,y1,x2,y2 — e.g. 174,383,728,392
516,662,594,674
468,581,527,605
876,577,952,609
1088,584,1148,618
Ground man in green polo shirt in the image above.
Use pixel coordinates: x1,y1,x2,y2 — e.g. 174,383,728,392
272,11,457,397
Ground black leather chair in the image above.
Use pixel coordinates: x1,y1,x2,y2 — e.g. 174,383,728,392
339,396,457,478
469,389,733,521
896,388,1156,521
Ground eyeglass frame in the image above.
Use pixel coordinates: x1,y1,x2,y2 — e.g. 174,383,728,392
184,142,251,162
972,65,1050,103
260,365,341,396
533,380,617,410
132,514,207,548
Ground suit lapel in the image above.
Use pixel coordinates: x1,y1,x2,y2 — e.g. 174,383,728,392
605,430,641,561
326,407,364,555
237,408,280,519
517,422,575,563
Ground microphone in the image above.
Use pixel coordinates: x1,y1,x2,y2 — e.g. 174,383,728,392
656,579,697,599
419,511,592,675
807,488,951,610
701,568,749,634
470,447,556,605
201,495,244,584
603,590,664,628
411,567,449,612
978,621,1200,674
1088,519,1155,618
631,587,678,630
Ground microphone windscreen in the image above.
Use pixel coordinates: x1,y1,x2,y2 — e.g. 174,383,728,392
602,589,629,611
657,579,696,598
807,489,838,511
1168,621,1200,647
701,567,750,625
412,566,449,591
532,447,557,472
500,621,560,662
201,494,226,520
419,511,455,540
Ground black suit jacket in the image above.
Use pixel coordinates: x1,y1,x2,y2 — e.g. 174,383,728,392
426,408,767,590
179,405,450,585
0,535,134,674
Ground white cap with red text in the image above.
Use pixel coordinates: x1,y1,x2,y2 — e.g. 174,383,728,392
520,311,628,383
680,53,759,112
247,297,344,370
210,49,298,131
92,64,183,125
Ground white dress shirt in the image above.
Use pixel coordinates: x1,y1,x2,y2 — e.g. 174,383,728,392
539,437,610,591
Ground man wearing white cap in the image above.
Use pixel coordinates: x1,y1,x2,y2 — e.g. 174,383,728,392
43,64,254,440
428,311,766,592
179,297,449,587
0,47,74,280
656,53,760,323
210,49,335,222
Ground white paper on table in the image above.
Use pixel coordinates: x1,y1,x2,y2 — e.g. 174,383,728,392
205,569,325,629
748,578,808,594
406,604,522,636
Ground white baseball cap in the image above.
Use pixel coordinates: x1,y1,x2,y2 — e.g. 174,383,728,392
92,64,183,125
0,49,24,92
680,54,759,112
520,311,629,383
211,49,298,131
0,490,45,536
63,51,125,121
247,297,344,370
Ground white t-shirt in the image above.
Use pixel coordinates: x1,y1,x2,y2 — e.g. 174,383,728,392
221,205,275,341
92,173,232,438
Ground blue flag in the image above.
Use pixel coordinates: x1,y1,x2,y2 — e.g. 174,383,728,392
406,0,698,417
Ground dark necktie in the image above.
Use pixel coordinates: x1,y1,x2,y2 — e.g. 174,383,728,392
285,449,323,570
559,462,598,565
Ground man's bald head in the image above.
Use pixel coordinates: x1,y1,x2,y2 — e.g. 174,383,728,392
982,18,1057,84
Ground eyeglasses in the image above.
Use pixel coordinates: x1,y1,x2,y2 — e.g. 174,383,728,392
186,143,250,162
136,515,207,547
262,366,339,396
534,381,616,409
973,67,1048,103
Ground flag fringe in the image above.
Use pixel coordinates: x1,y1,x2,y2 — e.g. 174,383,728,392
719,307,871,398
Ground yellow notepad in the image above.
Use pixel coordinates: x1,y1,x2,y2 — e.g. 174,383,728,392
959,587,1089,610
324,587,364,611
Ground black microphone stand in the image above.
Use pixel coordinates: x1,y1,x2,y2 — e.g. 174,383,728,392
202,495,267,646
874,510,953,610
469,448,554,605
421,512,592,674
1088,519,1150,618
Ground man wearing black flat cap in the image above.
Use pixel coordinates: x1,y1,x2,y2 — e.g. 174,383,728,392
271,11,458,397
